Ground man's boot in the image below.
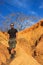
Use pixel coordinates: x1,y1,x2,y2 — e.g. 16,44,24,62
10,50,16,59
10,54,15,59
7,47,11,54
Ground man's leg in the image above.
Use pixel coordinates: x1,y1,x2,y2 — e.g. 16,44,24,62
10,48,16,59
7,39,12,54
7,47,11,54
10,38,17,59
11,48,16,55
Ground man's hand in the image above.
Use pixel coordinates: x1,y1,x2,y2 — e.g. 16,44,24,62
16,32,18,37
7,34,9,39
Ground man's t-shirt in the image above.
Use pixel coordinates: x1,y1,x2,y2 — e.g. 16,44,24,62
8,28,18,39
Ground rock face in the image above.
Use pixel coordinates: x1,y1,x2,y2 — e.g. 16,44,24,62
16,20,43,65
0,44,10,65
0,20,43,65
0,32,10,65
35,34,43,65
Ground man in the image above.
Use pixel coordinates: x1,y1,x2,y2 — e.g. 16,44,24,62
7,23,18,59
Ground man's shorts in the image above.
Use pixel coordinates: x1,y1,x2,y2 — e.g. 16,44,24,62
8,38,17,49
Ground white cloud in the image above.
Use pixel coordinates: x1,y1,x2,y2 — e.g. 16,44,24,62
39,2,43,9
4,0,27,8
31,11,36,15
15,0,26,8
39,5,43,8
30,11,37,16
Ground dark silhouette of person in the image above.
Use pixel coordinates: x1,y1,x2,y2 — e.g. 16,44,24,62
7,23,18,59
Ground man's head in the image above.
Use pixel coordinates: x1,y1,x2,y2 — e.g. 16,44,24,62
10,23,14,29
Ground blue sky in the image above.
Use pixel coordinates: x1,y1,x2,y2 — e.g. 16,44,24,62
0,0,43,17
0,0,43,31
